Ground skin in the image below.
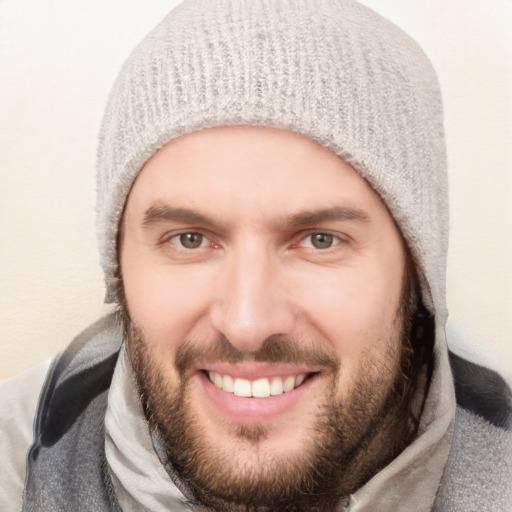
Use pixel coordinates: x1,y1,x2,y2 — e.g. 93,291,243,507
119,126,410,509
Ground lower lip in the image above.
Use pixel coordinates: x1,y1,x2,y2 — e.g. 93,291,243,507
197,371,316,423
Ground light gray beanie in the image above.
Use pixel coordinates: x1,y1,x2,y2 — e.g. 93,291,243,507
96,0,449,322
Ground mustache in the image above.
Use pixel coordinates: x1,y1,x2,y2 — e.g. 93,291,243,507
175,334,339,376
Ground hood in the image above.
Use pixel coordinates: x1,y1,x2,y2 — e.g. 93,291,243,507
97,1,456,510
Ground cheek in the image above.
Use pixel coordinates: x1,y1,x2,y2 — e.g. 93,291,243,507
297,261,404,367
122,249,216,350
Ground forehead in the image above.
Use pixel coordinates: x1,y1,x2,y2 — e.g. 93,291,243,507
126,126,390,224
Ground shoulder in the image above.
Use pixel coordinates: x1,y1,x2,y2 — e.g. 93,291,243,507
0,358,54,512
31,314,122,448
449,351,511,429
434,353,512,511
0,314,122,512
23,315,123,511
436,408,512,511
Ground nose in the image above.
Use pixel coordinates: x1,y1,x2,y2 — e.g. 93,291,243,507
209,246,296,353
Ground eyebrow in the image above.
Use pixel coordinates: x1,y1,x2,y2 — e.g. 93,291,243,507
142,204,370,231
286,206,370,227
142,204,220,230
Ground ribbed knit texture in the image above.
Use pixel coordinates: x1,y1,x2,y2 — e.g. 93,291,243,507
96,0,448,324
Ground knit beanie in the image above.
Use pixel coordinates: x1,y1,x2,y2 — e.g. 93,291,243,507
96,0,449,322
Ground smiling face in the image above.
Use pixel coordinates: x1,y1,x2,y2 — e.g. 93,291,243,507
119,126,419,510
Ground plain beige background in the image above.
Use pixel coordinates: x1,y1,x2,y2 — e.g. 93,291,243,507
1,0,511,386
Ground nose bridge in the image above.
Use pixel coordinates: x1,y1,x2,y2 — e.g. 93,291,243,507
210,240,294,352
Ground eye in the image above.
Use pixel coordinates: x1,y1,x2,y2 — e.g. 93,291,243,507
171,232,208,249
300,233,339,250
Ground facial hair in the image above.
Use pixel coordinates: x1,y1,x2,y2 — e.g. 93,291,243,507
121,285,423,512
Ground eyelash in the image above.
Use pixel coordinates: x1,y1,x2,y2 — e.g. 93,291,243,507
163,230,346,252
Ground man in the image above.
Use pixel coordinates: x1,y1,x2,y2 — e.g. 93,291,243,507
1,1,510,511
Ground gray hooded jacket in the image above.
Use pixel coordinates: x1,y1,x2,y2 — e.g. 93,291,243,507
1,1,511,510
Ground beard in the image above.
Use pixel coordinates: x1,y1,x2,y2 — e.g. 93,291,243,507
119,271,425,512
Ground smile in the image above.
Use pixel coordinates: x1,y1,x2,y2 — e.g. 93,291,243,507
198,366,319,422
206,371,308,398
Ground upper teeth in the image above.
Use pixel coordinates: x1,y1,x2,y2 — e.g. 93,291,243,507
207,371,306,398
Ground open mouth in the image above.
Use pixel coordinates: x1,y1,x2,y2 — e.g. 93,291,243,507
204,370,312,398
198,367,321,422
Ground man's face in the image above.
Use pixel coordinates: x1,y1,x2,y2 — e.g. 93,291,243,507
120,126,413,510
